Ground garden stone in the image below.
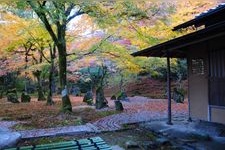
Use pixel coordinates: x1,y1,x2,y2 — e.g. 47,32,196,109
141,141,158,149
26,85,36,94
115,100,124,111
156,137,171,146
0,131,21,149
117,91,129,101
7,93,19,103
21,92,31,103
111,95,117,100
111,145,125,150
125,140,139,149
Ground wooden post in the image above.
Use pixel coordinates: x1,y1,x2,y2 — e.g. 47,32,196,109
187,58,192,122
167,53,172,125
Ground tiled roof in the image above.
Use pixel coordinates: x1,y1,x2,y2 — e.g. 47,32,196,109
195,3,225,19
173,3,225,31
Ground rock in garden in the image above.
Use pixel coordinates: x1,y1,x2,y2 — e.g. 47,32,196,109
141,141,158,149
156,137,171,146
7,93,19,103
111,145,125,150
115,100,124,111
21,92,31,103
117,91,129,101
110,95,117,100
0,131,21,149
125,140,139,149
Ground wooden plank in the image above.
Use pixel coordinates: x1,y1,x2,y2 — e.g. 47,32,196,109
80,144,95,148
77,139,92,144
100,148,112,150
35,141,77,150
5,137,111,150
4,148,17,150
95,141,106,145
89,137,104,142
20,146,33,150
80,147,98,150
35,141,76,147
51,146,79,150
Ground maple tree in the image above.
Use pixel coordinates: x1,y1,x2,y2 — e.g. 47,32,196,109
0,8,59,104
0,0,219,108
26,1,92,112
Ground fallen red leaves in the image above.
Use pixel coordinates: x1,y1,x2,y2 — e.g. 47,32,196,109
0,96,118,130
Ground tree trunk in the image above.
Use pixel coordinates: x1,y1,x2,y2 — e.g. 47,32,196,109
33,70,46,101
95,68,108,109
47,61,55,105
0,86,3,99
119,73,124,91
95,86,108,109
37,75,46,101
47,44,56,105
57,42,72,112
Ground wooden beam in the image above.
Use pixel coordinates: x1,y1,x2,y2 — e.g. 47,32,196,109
167,53,172,125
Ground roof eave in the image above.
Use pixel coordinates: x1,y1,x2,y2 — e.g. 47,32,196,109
132,21,225,58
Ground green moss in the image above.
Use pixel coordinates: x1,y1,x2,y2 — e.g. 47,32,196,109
189,133,211,141
1,117,13,121
96,110,120,118
12,123,35,131
145,132,156,141
29,137,67,145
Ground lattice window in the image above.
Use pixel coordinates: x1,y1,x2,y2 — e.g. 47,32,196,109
191,58,205,75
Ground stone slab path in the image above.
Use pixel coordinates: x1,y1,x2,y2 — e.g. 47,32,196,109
3,96,188,139
93,96,188,131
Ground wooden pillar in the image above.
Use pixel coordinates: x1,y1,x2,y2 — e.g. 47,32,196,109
167,53,172,125
187,58,192,122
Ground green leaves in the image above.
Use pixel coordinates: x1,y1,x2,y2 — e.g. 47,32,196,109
16,1,27,9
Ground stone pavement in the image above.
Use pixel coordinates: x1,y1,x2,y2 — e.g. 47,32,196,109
93,96,188,131
17,96,188,139
0,121,22,149
140,121,225,150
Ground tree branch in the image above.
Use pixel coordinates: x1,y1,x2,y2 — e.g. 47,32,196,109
42,1,47,7
102,51,121,58
66,8,84,24
66,35,112,58
27,1,59,45
65,3,75,17
40,49,51,63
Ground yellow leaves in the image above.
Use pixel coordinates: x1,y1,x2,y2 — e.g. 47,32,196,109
0,13,24,51
0,11,51,53
171,0,216,27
